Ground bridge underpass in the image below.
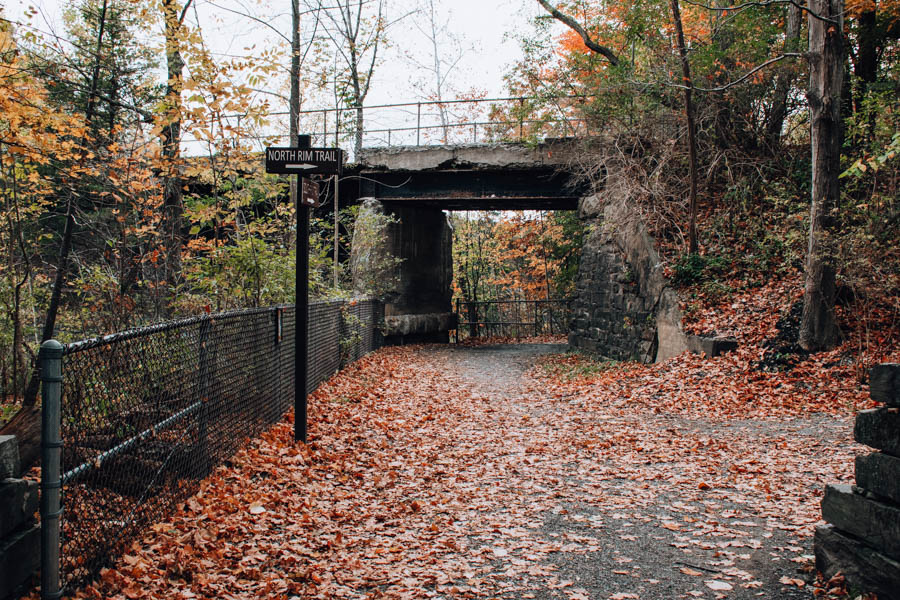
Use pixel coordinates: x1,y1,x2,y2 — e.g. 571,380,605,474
344,140,590,343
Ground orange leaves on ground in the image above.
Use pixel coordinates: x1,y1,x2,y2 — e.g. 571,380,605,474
45,306,875,600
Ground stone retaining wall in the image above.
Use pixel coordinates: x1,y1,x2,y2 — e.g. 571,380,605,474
570,176,741,363
815,363,900,600
569,177,694,363
0,435,40,600
569,215,658,362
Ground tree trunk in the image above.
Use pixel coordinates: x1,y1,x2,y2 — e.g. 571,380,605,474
670,0,699,256
6,0,111,473
799,0,843,351
766,2,802,147
853,8,877,113
20,0,110,409
290,0,300,209
355,104,364,157
161,0,188,295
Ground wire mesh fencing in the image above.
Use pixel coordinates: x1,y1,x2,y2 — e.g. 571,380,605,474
454,299,572,342
48,300,381,592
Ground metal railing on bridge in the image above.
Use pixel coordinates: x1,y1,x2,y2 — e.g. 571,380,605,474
454,298,572,343
188,95,598,155
298,95,597,149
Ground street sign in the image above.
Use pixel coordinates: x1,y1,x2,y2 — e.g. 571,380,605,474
264,135,345,444
301,178,320,207
265,146,343,175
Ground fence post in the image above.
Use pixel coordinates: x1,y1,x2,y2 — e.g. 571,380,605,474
548,301,555,336
197,319,211,476
416,103,422,146
518,97,524,140
40,339,64,600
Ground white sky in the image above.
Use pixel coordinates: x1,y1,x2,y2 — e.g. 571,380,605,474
6,0,557,153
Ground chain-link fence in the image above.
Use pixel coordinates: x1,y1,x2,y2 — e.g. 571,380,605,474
46,301,381,592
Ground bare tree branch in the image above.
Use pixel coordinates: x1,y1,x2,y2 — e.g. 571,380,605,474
661,52,805,92
681,0,840,24
535,0,620,66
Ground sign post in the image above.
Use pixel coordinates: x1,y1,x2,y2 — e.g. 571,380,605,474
266,136,343,443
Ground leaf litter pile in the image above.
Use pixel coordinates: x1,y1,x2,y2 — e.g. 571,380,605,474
50,305,891,600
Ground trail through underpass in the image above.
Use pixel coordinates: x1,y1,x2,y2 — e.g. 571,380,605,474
72,344,861,600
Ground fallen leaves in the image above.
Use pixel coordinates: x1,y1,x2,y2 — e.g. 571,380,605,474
38,325,878,600
780,575,806,587
705,579,734,591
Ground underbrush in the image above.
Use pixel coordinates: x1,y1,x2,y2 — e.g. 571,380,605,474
0,402,17,428
656,148,899,382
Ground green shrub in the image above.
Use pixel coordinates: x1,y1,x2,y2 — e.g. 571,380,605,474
671,253,728,285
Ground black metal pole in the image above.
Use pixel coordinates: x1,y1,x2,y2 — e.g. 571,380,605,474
295,135,311,443
40,339,63,600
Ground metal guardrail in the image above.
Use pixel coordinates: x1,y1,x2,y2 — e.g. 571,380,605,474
454,298,572,342
39,301,382,597
184,94,597,152
300,96,590,146
297,95,596,148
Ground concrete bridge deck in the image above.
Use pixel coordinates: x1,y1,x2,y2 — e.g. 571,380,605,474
344,139,594,211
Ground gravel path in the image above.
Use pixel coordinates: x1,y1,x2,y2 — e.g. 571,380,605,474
73,342,860,600
407,343,857,600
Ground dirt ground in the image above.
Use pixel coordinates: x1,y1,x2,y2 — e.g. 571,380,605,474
58,343,862,600
393,344,854,600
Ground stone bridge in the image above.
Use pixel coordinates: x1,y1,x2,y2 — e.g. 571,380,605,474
343,140,590,343
343,139,699,361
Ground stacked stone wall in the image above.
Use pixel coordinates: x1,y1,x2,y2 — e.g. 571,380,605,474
568,180,695,363
569,225,657,362
0,436,40,600
815,363,900,600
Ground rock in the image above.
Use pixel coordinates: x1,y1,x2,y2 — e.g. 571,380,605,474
820,484,900,560
577,194,603,220
382,313,457,337
870,363,900,406
0,436,19,480
854,408,900,455
0,524,40,600
686,335,739,358
0,478,39,538
856,452,900,504
815,524,900,600
655,292,689,362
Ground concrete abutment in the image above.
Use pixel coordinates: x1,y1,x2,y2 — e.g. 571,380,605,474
569,172,694,363
350,199,455,344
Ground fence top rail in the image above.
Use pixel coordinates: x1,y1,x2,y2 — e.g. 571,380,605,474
62,305,288,356
458,298,573,305
292,94,598,116
63,298,377,356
